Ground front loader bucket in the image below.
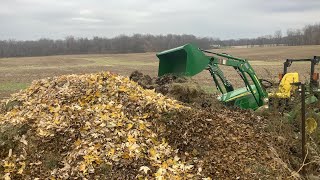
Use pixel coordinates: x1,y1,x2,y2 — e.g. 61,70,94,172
156,44,210,76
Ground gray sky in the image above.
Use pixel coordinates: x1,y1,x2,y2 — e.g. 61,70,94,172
0,0,319,40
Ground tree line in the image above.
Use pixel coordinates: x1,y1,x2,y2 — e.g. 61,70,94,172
221,23,320,47
0,35,215,57
0,23,320,58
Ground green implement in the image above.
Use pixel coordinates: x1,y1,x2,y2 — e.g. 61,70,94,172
156,43,268,110
157,44,210,76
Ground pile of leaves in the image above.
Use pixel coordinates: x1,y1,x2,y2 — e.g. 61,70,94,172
0,71,295,179
0,72,202,179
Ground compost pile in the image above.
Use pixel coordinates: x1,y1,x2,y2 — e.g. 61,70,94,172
0,72,195,179
0,72,293,179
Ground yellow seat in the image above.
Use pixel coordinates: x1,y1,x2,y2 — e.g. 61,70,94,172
268,73,299,98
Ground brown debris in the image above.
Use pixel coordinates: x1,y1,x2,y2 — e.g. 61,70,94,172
153,108,293,179
130,71,217,108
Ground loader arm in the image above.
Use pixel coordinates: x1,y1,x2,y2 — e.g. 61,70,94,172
207,63,234,94
204,50,268,107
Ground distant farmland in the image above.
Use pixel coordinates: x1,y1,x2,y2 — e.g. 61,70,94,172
0,45,319,99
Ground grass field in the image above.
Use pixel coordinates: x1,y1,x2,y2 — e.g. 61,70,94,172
0,45,319,99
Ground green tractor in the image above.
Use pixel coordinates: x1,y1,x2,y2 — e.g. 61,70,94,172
156,43,320,111
157,43,269,110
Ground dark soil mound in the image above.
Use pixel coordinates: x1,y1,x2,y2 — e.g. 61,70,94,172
130,71,218,108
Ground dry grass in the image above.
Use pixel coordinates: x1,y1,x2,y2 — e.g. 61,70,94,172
214,45,320,61
0,45,319,99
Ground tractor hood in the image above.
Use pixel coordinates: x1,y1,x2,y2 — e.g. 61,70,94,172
219,85,260,110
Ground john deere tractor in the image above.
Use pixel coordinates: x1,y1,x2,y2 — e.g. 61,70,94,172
156,43,320,110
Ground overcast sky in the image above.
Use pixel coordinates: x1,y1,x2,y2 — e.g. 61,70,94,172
0,0,319,40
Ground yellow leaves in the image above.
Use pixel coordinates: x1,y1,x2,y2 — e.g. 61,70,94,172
139,166,150,174
53,118,61,125
306,117,317,134
110,112,120,119
95,157,103,165
37,128,50,137
118,86,128,92
3,161,15,173
79,162,87,174
74,139,82,147
181,164,194,171
99,113,109,121
202,178,212,180
49,105,60,113
129,94,139,101
17,162,26,174
87,78,96,86
83,122,92,131
128,143,140,152
121,151,130,159
83,153,102,165
29,161,42,166
99,122,106,127
142,114,149,119
127,134,137,144
139,122,146,130
86,89,93,95
127,123,134,130
149,148,157,157
174,104,183,109
78,99,87,106
149,148,160,160
94,91,101,97
73,104,82,110
166,158,174,166
0,150,21,179
84,95,94,102
107,148,115,156
173,175,182,180
161,161,168,169
117,122,124,127
94,143,102,150
173,156,180,162
154,167,166,180
3,173,11,180
0,72,190,178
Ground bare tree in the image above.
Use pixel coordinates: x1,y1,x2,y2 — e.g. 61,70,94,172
274,30,282,46
1,23,320,58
